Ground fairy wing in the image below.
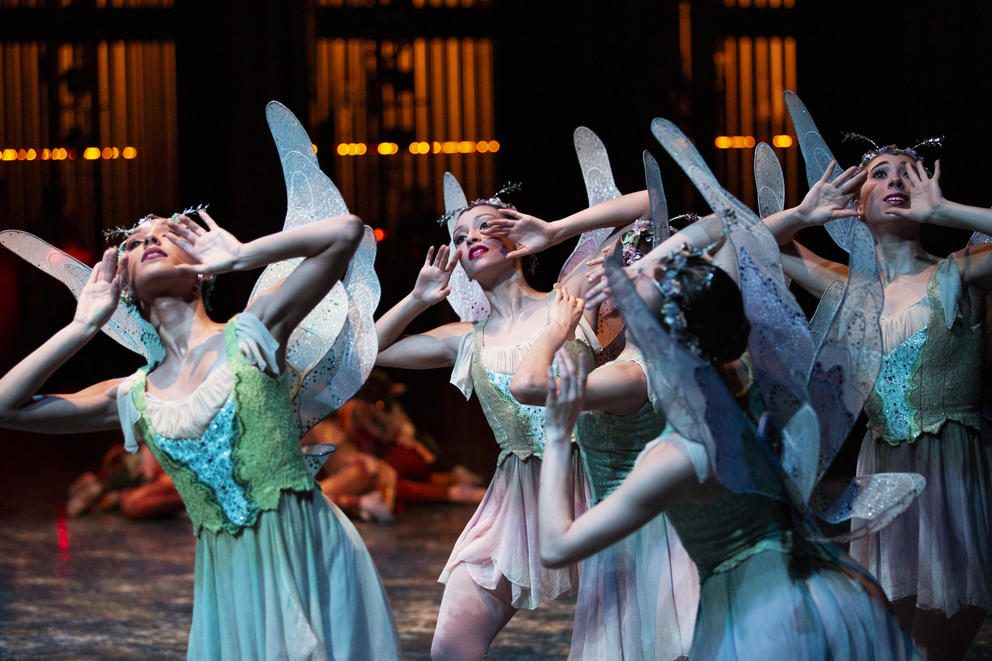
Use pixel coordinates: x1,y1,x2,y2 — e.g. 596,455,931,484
784,91,855,254
252,101,380,435
754,142,785,220
442,172,491,322
0,230,165,364
558,127,624,281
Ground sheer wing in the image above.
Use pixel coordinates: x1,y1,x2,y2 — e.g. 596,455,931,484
0,230,164,364
442,171,491,322
754,142,785,219
784,91,854,253
254,100,381,435
558,127,624,281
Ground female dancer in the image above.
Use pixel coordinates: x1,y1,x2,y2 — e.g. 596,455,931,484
375,189,649,659
765,149,992,659
538,243,920,660
509,247,698,657
0,210,400,660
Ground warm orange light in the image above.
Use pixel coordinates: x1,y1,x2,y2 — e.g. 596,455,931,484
715,136,733,149
441,141,458,154
311,143,318,154
476,141,489,153
1,149,15,161
356,143,367,155
432,141,442,154
377,142,398,155
772,134,793,148
121,146,137,159
111,147,120,159
83,147,101,160
67,149,77,160
458,140,474,153
337,143,349,156
408,142,420,154
373,227,386,241
41,148,51,160
26,148,37,161
16,149,27,160
487,140,500,152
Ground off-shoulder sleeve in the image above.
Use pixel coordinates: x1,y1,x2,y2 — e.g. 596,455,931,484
449,330,475,400
235,312,281,375
636,429,711,484
116,374,141,453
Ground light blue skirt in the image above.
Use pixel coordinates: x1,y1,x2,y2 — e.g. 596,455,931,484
188,489,400,660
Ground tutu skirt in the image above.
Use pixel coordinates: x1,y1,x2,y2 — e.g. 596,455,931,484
569,512,698,660
439,453,588,610
851,420,992,615
188,489,400,660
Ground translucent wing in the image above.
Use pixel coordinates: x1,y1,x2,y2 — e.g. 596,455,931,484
254,101,381,434
559,127,623,281
754,142,785,219
0,230,164,364
784,91,854,253
442,171,491,322
643,150,671,243
811,472,926,543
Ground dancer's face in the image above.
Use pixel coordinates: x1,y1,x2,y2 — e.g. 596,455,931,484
856,154,916,226
120,217,199,299
450,205,514,279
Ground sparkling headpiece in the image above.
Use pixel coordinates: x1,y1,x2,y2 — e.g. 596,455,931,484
619,218,654,266
104,204,210,244
843,133,944,172
437,182,521,225
650,243,717,361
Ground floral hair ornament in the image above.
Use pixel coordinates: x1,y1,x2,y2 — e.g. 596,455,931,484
437,181,522,225
842,132,944,173
649,234,726,361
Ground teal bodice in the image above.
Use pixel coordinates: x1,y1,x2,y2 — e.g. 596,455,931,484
132,317,314,535
575,359,666,503
865,264,983,445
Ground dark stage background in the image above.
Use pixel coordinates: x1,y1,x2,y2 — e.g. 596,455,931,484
2,0,991,518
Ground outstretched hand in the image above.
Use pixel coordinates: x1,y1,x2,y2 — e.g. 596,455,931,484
794,161,866,226
74,248,125,330
884,159,945,224
411,245,455,305
582,249,621,309
544,349,587,443
167,210,244,275
479,209,555,259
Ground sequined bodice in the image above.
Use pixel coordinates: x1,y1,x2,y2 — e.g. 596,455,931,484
666,491,795,582
865,267,983,445
470,324,595,465
131,317,314,535
575,370,665,503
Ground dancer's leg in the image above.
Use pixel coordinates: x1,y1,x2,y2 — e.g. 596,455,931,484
911,605,986,661
431,563,517,660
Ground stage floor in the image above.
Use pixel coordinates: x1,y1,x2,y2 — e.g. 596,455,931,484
1,503,989,660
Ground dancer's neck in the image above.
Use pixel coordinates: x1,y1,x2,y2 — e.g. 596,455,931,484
482,269,544,321
146,296,222,360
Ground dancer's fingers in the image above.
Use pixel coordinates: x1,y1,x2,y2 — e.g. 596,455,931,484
197,209,220,230
424,246,435,266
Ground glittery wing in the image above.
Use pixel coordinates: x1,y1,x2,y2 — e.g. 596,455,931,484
0,230,164,364
558,127,624,281
443,172,491,322
754,142,785,219
606,257,785,500
644,150,671,243
650,118,815,431
784,91,854,253
811,472,926,543
252,101,381,434
806,219,883,481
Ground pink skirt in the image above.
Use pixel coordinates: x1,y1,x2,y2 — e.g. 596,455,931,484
438,453,589,610
851,420,992,615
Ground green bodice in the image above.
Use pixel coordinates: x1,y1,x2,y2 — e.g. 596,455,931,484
865,264,983,445
131,317,314,535
575,359,666,503
470,323,595,465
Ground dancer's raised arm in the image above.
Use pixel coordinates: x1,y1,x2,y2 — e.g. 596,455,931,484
538,350,697,567
165,209,364,350
0,247,126,433
375,245,471,369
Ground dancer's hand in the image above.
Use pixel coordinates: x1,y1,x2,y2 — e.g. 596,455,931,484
74,248,125,330
885,159,945,224
548,285,585,339
792,161,865,226
167,210,244,275
480,209,555,259
544,349,587,443
411,245,454,305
